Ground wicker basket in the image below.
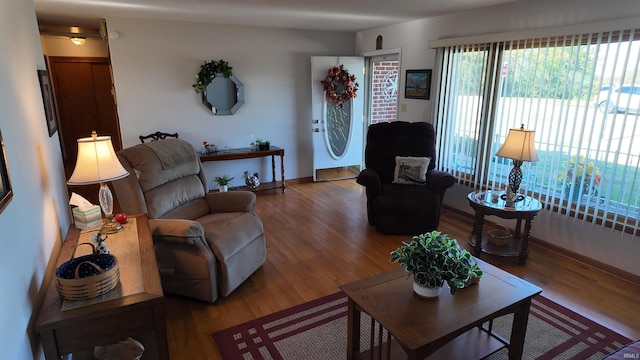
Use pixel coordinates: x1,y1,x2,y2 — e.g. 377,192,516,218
487,226,512,247
55,243,120,301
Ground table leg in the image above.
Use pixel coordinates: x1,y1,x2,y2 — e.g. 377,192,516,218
270,154,276,183
153,303,170,360
508,299,532,360
514,218,522,240
519,217,533,265
280,152,285,193
346,298,360,360
472,211,484,256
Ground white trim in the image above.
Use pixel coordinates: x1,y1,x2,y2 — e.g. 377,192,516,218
360,47,402,57
429,16,640,48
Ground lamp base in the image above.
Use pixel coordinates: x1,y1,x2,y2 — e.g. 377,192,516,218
101,215,123,234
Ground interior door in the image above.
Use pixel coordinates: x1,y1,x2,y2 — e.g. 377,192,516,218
311,56,365,181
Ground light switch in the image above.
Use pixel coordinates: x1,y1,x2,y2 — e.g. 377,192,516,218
401,103,407,112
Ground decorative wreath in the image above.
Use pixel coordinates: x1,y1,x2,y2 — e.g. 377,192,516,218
192,59,233,93
320,64,359,108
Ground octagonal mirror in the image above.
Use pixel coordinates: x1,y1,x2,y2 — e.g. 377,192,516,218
201,74,244,115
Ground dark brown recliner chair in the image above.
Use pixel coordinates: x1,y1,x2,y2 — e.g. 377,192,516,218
112,139,266,303
356,121,456,235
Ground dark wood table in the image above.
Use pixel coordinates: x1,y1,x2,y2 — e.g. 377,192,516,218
200,146,285,193
35,215,169,359
339,260,542,360
467,191,542,265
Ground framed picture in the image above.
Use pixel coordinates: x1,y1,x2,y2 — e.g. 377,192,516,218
38,69,58,137
0,129,13,214
405,69,432,100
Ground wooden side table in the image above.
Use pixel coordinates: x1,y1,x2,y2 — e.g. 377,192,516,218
35,215,169,359
467,191,542,265
200,146,285,193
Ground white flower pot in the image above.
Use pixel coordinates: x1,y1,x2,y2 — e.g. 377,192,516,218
413,280,442,299
219,185,228,192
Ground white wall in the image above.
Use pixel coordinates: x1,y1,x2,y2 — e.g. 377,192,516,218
106,18,355,187
356,0,640,276
0,0,72,358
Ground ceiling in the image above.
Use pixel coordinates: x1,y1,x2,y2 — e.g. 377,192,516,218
34,0,523,33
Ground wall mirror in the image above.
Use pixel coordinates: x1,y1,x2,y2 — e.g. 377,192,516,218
201,74,244,115
0,129,13,214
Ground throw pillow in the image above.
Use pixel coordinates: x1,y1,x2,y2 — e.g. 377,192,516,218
393,156,431,185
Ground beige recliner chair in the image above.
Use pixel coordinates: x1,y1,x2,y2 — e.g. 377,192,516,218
112,138,266,303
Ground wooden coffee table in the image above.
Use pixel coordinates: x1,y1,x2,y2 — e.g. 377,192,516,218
339,259,542,360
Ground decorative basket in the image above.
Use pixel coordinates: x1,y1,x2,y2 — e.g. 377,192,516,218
487,226,512,247
55,243,120,301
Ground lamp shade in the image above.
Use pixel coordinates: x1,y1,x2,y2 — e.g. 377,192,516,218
67,132,129,185
495,126,539,162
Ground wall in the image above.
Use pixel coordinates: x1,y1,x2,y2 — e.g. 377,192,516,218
105,18,355,187
0,0,73,359
356,0,640,276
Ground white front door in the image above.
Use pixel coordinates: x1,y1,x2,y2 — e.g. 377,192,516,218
310,56,365,181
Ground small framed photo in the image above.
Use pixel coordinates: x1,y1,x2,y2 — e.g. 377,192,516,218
0,129,13,214
405,69,432,100
38,69,58,137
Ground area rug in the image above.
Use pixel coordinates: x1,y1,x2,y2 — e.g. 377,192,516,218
214,292,633,360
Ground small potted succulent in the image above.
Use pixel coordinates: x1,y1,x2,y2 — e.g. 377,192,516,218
255,138,270,151
390,231,483,298
214,174,234,192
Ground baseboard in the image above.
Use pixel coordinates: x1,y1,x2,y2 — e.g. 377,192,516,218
442,205,640,287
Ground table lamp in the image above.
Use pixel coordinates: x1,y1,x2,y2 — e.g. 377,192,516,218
67,131,129,233
495,124,538,205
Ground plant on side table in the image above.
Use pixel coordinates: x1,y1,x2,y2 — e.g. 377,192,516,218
390,231,483,298
214,174,234,192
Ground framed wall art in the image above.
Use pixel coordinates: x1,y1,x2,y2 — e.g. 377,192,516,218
38,69,58,137
0,129,13,214
405,69,432,100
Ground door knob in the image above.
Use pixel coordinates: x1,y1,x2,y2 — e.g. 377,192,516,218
312,119,319,124
312,128,320,132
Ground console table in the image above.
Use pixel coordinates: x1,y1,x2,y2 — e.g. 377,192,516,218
35,215,169,359
200,146,285,193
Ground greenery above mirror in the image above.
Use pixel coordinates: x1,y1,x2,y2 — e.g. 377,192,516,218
193,59,233,93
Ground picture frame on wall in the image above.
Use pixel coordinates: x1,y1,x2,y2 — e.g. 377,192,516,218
0,129,13,214
404,69,432,100
37,69,58,137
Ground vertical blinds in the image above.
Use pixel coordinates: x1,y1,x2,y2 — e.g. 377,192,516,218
434,29,640,238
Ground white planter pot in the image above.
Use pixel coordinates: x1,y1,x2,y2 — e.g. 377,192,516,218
219,185,228,192
413,281,442,299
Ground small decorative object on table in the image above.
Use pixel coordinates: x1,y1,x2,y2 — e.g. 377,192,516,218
244,171,260,189
390,231,483,298
92,232,110,254
214,174,234,192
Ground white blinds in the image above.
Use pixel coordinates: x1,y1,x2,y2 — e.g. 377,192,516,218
434,29,640,238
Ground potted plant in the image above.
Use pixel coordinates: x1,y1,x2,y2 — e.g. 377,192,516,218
214,174,234,192
390,231,483,298
255,138,270,151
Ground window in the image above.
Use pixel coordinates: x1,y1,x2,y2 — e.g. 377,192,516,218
434,29,640,237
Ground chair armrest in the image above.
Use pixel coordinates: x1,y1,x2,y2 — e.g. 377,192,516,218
427,170,456,189
205,191,256,213
149,218,205,245
356,168,382,195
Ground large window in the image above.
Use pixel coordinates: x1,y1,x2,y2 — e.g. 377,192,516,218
434,29,640,237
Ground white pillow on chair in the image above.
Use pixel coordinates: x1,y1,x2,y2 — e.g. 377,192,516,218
393,156,431,185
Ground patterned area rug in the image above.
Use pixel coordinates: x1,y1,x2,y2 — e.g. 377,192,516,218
214,292,633,360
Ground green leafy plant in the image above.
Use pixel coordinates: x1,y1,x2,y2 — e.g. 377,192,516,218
193,59,233,93
214,174,234,186
390,231,483,295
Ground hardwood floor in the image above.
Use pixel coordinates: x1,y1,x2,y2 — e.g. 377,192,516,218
162,179,640,359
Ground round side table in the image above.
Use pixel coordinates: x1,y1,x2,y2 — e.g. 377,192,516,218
467,191,542,265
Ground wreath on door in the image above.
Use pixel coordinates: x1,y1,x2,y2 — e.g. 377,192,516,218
320,64,359,108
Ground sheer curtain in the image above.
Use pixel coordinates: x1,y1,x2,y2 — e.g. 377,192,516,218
434,29,640,238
